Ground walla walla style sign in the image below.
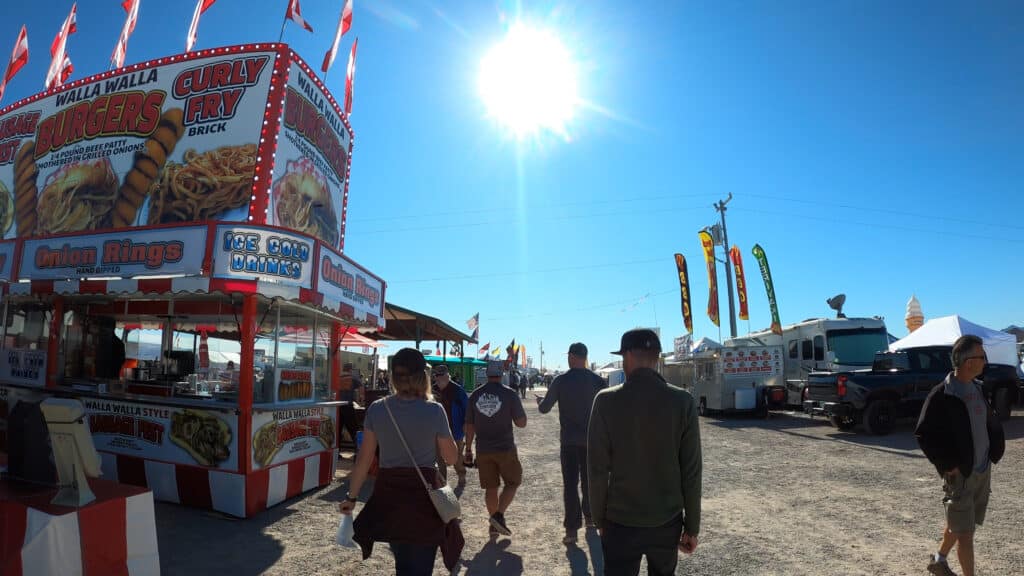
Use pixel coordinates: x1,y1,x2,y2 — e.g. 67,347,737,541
251,406,336,469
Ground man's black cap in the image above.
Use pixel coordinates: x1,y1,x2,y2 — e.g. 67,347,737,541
611,329,662,355
568,342,588,357
392,348,426,372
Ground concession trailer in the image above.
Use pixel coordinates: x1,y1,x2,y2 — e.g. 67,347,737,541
0,43,385,518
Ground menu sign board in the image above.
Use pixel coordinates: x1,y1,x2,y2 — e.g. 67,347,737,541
251,405,335,469
19,225,207,280
722,346,783,381
83,397,239,471
0,47,277,240
0,349,47,387
316,245,385,328
267,59,353,248
212,224,314,287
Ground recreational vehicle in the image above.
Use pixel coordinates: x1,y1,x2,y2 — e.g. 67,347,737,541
725,317,890,406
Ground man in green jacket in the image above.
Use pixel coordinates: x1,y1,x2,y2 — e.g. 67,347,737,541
588,328,702,576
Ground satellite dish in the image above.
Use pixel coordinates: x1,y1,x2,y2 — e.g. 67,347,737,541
826,294,847,319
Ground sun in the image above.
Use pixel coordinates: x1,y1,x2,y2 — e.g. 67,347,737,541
478,23,579,138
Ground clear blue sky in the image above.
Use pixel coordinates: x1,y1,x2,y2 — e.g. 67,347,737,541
2,1,1022,370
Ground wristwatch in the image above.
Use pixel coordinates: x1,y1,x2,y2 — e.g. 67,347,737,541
345,494,358,503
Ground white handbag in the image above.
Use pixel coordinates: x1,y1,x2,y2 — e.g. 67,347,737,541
383,398,462,524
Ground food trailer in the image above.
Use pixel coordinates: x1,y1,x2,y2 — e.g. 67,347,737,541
691,345,786,416
0,43,385,518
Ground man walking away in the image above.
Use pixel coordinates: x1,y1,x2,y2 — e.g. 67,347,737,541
916,335,1005,576
465,360,527,538
536,342,605,545
589,329,701,576
431,363,468,483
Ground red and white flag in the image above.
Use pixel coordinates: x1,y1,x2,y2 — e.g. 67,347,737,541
111,0,141,69
322,0,353,73
45,3,77,90
186,0,217,52
344,37,358,115
0,25,29,104
285,0,314,33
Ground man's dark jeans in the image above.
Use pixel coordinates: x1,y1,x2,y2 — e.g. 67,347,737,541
560,445,591,530
601,513,684,576
388,542,438,575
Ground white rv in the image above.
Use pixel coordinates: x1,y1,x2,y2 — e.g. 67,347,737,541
725,317,890,406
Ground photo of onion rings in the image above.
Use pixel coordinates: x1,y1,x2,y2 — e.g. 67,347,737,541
147,143,257,224
36,158,118,235
273,158,339,246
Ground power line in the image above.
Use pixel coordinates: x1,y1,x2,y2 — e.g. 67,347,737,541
388,256,668,284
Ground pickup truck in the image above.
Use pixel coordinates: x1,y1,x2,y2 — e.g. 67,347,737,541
803,346,1020,435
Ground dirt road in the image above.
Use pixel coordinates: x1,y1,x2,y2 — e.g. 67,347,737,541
157,398,1024,575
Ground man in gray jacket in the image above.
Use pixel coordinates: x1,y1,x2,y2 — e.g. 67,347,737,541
536,342,605,544
588,329,702,576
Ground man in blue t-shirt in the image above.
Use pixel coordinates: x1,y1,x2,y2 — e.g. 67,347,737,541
431,363,468,483
537,342,605,544
465,360,527,538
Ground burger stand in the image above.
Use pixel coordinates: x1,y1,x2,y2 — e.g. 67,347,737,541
0,43,387,525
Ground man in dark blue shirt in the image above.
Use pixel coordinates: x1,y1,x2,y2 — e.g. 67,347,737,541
536,342,605,544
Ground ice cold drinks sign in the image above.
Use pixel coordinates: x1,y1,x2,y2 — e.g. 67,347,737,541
213,225,313,287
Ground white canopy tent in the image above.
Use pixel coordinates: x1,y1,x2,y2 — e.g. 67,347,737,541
889,315,1017,367
691,337,722,354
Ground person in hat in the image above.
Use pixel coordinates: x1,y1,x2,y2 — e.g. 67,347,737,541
431,363,469,483
341,348,464,573
464,359,527,538
536,342,606,545
588,329,702,576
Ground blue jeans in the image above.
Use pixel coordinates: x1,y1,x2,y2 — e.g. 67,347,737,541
560,445,591,530
388,542,438,575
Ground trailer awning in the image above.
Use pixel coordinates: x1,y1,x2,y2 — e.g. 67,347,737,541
373,303,477,345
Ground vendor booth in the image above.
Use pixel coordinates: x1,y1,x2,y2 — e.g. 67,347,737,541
0,43,385,518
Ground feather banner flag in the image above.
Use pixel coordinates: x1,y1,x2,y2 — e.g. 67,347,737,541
673,253,693,334
186,0,217,52
752,244,782,335
322,0,353,73
45,3,77,90
698,231,719,327
111,0,140,69
284,0,314,33
729,245,749,321
344,37,358,115
0,25,29,104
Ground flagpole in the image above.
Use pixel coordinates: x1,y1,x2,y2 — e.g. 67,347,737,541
278,12,288,42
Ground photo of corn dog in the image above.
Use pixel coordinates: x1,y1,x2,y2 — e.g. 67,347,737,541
13,140,38,237
111,107,185,228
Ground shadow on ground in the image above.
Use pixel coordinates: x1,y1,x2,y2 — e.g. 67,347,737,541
460,538,523,575
156,502,289,575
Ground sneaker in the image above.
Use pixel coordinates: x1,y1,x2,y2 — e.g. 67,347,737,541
927,555,957,576
562,530,577,545
489,513,512,536
488,524,499,537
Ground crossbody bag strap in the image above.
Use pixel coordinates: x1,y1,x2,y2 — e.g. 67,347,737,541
382,397,432,492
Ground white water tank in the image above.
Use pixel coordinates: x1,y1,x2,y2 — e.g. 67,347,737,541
734,388,756,410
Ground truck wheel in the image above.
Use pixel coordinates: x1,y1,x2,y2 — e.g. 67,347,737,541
698,398,707,417
863,400,894,435
829,415,857,431
994,388,1012,422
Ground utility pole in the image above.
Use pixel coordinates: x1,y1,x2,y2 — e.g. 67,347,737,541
714,193,737,338
539,341,544,372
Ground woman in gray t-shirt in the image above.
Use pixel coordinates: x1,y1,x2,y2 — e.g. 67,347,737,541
340,348,460,574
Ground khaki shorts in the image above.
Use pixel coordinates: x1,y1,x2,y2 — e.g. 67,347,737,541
476,449,522,489
943,467,991,534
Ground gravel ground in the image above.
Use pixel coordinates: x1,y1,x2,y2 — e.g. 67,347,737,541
156,394,1024,575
